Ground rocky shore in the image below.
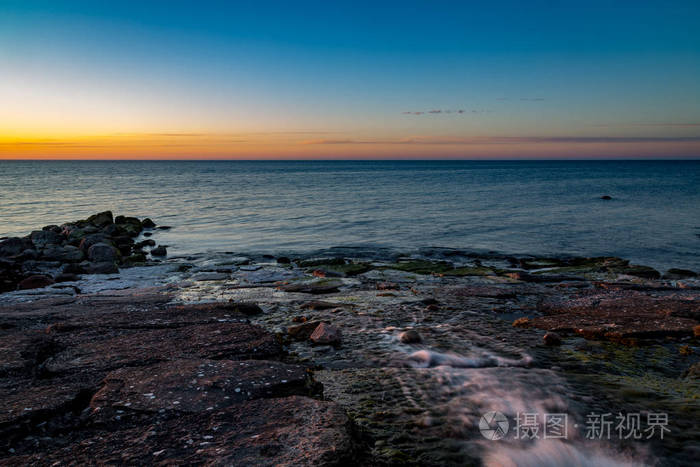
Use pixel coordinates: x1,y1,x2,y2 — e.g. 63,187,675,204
0,211,167,294
1,213,699,465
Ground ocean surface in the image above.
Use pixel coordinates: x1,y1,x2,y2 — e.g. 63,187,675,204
1,160,698,271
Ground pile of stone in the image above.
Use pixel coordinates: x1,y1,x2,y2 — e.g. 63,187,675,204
0,211,167,292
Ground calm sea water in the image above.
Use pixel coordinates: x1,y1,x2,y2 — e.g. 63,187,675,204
1,160,698,271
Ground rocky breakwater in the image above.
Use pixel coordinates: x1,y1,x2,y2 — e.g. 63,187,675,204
0,292,356,465
0,211,168,293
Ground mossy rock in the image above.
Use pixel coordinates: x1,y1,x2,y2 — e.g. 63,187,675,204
444,266,497,276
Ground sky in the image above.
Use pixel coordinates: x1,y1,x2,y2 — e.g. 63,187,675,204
1,0,699,159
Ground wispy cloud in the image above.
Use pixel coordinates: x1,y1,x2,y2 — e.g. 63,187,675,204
402,109,486,115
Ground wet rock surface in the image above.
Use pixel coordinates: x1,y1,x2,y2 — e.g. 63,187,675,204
1,239,699,465
0,292,356,465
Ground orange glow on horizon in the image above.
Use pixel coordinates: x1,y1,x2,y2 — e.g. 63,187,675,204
1,132,699,160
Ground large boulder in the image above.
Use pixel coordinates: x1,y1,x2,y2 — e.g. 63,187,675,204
0,237,33,258
86,211,114,227
29,230,63,249
87,243,119,263
41,245,84,262
79,233,110,253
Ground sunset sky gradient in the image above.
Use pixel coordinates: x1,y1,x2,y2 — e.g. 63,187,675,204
2,0,700,159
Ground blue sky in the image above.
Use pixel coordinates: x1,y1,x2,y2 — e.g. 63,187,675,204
1,0,699,158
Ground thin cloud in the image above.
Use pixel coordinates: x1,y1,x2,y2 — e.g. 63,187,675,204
402,109,486,116
519,97,545,101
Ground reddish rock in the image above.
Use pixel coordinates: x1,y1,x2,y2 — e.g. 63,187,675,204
309,322,342,346
288,321,323,341
532,289,700,340
8,396,354,466
91,359,309,414
45,322,282,376
399,330,422,344
17,274,55,290
377,281,399,291
512,317,530,328
543,332,562,346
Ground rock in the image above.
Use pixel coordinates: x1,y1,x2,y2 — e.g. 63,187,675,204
143,231,153,237
124,253,147,264
377,281,399,291
513,317,530,327
192,272,229,281
600,195,612,200
288,321,323,341
425,304,439,311
88,243,119,262
91,359,309,414
61,262,86,274
44,322,282,375
156,225,172,230
695,325,700,337
41,245,84,262
135,239,156,248
173,302,264,316
54,273,79,282
86,210,114,227
80,261,119,274
543,332,562,346
399,330,422,344
533,289,699,340
309,322,342,346
421,298,440,305
300,300,340,310
18,274,55,290
151,246,167,257
277,256,291,264
78,233,110,252
141,218,156,228
0,237,33,257
278,280,342,294
42,224,62,233
9,396,354,465
29,230,63,249
17,249,38,261
609,264,661,279
101,223,126,237
312,269,343,278
663,268,698,280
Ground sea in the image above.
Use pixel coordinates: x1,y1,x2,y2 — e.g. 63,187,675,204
1,160,698,272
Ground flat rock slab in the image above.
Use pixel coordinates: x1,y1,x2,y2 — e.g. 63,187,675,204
45,322,282,376
532,289,700,339
9,396,354,466
91,359,309,414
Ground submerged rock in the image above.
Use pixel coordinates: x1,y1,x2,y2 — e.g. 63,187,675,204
151,245,167,257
